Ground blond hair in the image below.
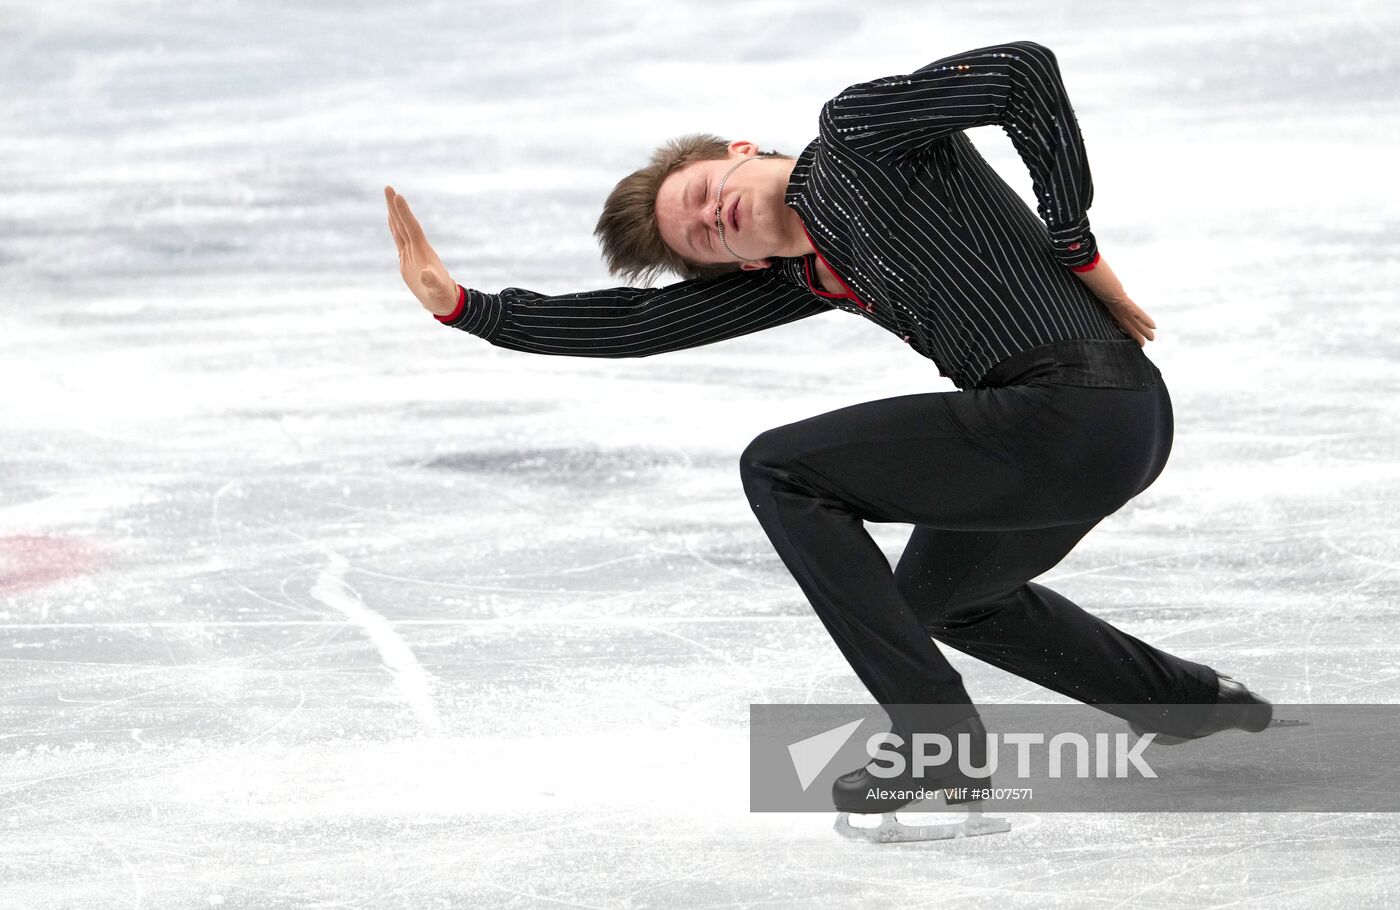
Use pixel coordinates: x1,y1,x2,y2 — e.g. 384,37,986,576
594,133,792,286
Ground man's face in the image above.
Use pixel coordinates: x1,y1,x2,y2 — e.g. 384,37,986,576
654,142,786,272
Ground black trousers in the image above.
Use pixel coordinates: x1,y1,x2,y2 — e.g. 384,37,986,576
739,339,1220,733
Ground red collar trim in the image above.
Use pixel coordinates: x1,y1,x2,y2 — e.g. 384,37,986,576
798,221,873,313
802,256,851,300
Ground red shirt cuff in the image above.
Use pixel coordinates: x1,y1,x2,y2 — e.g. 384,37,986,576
435,284,467,322
1069,251,1101,273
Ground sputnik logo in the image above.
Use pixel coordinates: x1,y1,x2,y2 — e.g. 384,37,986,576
787,719,863,791
787,719,1161,784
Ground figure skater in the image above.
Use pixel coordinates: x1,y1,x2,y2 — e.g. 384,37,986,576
385,39,1273,841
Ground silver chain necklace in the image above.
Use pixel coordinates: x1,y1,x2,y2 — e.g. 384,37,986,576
714,156,763,262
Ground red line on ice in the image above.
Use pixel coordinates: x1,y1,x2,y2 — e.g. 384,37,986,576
0,534,103,593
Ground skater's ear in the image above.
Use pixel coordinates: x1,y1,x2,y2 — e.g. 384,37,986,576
728,139,759,158
739,258,772,271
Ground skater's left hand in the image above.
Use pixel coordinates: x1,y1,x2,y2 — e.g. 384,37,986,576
1097,292,1156,346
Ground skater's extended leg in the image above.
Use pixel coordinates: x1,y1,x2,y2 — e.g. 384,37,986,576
894,522,1219,731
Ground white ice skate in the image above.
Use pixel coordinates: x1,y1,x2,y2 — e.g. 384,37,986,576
831,713,1010,843
835,803,1010,843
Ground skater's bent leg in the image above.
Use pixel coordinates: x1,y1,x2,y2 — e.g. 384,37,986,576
739,422,974,709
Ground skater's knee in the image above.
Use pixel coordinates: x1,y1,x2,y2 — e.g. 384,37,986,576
895,573,954,625
919,589,1016,633
897,568,1009,628
739,427,798,481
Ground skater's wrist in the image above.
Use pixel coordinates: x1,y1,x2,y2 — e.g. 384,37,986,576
434,284,467,323
1070,254,1126,303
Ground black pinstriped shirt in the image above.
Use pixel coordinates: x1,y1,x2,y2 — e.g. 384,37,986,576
435,40,1129,390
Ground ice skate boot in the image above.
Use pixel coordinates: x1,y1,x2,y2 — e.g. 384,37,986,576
1129,673,1293,745
832,713,1010,843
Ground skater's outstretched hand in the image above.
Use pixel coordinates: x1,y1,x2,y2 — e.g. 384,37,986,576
1098,292,1156,347
385,185,459,317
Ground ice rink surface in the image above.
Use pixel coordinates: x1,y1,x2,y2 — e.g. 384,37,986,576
2,0,1399,906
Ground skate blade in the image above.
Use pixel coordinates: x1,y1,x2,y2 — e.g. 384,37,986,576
834,807,1010,844
1132,716,1311,746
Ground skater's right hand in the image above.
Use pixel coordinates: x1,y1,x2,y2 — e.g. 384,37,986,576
385,185,460,317
1097,291,1157,347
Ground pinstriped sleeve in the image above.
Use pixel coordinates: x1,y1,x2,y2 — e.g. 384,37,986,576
434,266,832,358
819,40,1099,270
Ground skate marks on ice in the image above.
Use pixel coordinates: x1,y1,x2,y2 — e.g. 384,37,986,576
309,548,444,735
